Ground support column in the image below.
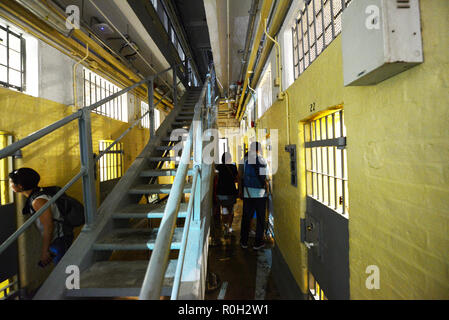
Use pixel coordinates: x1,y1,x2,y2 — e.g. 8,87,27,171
148,78,155,137
173,68,177,109
78,108,97,229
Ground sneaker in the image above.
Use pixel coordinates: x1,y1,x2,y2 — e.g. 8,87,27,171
228,227,233,233
253,243,265,250
240,242,248,249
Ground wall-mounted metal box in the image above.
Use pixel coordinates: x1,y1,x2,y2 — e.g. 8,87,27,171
342,0,423,86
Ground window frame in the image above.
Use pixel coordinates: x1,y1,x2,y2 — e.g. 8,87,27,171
83,68,128,122
292,0,352,80
303,109,348,217
0,24,25,92
98,140,124,182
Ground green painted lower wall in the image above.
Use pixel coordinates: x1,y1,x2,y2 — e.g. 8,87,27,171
0,87,150,293
258,0,449,299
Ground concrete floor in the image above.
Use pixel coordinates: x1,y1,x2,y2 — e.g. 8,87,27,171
205,199,281,300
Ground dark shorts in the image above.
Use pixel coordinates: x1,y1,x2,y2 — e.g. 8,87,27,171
217,195,237,207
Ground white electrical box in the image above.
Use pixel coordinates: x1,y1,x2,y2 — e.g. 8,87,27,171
341,0,423,86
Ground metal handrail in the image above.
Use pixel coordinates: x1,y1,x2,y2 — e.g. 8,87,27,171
0,59,189,161
169,70,215,299
0,59,190,257
170,165,200,299
138,75,211,300
94,89,172,162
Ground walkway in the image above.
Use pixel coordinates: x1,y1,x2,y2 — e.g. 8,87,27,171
205,200,281,300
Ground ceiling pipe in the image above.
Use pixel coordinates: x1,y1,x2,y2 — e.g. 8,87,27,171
235,0,259,110
226,0,230,96
237,0,293,121
237,0,260,84
234,0,274,120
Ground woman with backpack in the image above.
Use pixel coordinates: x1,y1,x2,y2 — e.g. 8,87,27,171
9,168,73,267
238,141,269,250
215,152,239,235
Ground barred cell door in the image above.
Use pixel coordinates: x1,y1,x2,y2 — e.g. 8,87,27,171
302,109,349,300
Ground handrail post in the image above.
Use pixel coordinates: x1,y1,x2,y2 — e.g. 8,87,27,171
148,77,155,137
78,108,97,229
173,67,177,109
192,105,204,222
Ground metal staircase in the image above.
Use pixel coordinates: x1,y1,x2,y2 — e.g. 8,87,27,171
34,87,212,299
67,90,198,298
0,60,217,300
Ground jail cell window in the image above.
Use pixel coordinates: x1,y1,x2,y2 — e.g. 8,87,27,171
292,0,353,80
304,109,348,217
83,68,128,122
0,24,25,92
140,101,161,130
99,140,124,182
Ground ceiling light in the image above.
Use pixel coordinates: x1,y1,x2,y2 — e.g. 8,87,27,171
92,22,114,35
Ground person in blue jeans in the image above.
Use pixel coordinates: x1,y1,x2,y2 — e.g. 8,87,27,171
238,142,268,250
9,168,72,267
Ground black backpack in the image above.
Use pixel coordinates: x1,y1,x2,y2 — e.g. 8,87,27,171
24,187,85,232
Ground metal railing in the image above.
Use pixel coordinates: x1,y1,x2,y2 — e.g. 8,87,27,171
0,59,189,257
139,68,215,300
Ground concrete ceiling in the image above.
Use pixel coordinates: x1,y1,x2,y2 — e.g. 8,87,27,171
172,0,212,84
204,0,258,98
50,0,180,94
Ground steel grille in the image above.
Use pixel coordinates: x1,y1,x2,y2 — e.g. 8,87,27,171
293,0,352,79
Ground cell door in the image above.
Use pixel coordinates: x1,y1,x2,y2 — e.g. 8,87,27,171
302,109,349,300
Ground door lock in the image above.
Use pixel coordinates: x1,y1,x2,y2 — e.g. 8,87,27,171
304,241,316,249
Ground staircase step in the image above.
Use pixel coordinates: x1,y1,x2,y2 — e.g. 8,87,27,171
93,227,184,251
140,169,193,177
162,136,186,142
112,202,188,219
155,145,178,151
176,116,193,120
64,260,177,297
129,183,192,194
148,156,179,162
172,121,191,126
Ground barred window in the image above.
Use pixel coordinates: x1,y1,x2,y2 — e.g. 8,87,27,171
292,0,352,79
83,68,128,122
304,109,348,217
140,101,161,130
0,24,25,92
257,63,272,119
99,140,124,182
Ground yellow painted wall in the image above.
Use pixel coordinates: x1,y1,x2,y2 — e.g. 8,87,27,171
0,87,149,293
258,0,449,299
